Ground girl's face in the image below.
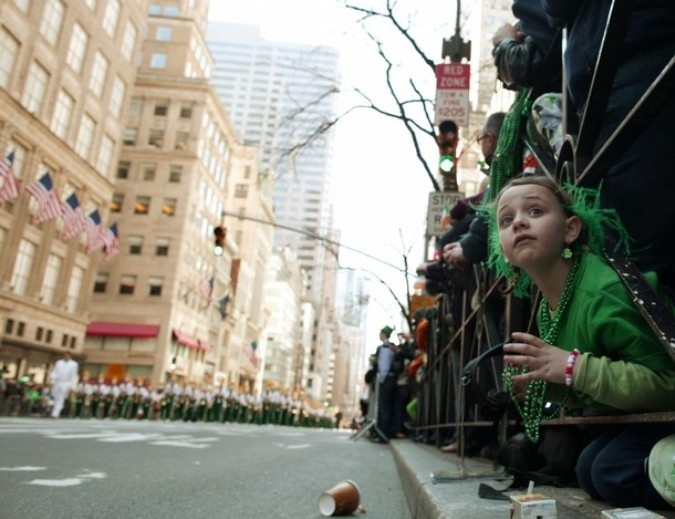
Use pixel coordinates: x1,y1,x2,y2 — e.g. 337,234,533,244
496,184,578,273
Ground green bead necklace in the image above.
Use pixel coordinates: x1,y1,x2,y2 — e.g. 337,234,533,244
503,253,580,442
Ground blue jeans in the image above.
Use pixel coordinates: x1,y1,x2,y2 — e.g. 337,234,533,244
576,422,675,509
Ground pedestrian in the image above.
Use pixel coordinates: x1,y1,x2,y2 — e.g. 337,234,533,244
491,175,675,509
375,325,397,441
48,351,78,419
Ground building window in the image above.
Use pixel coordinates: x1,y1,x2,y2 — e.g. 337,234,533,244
128,236,143,255
117,161,130,179
109,76,126,118
120,21,137,62
74,113,95,160
10,239,36,296
123,128,137,145
148,129,164,147
234,184,248,199
149,277,163,296
155,237,169,256
128,97,143,116
119,275,136,295
65,266,83,313
46,329,53,344
5,319,15,334
70,336,76,349
169,165,182,183
21,61,49,114
17,322,25,337
96,134,114,177
134,196,150,215
39,0,65,45
180,104,192,118
93,273,108,293
50,89,74,139
61,334,68,347
141,163,156,181
156,26,172,41
110,193,123,213
66,23,88,74
36,327,44,341
102,0,120,37
89,51,109,97
150,53,167,69
161,198,176,216
13,0,29,12
42,254,62,305
0,28,19,89
175,131,189,150
154,103,168,116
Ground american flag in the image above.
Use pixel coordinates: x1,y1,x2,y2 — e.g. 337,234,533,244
26,171,62,223
103,223,120,259
244,341,260,369
200,277,214,301
0,151,20,203
61,193,87,241
85,209,105,252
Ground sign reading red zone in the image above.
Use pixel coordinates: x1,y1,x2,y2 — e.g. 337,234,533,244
435,63,470,127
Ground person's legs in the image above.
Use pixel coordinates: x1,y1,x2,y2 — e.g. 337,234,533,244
377,377,396,438
578,423,675,509
50,384,67,418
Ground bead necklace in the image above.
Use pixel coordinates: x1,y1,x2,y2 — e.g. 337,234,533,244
503,253,581,442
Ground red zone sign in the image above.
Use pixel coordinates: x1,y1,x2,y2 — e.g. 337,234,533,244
434,63,470,127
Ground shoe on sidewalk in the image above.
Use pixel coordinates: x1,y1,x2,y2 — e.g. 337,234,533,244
441,441,458,453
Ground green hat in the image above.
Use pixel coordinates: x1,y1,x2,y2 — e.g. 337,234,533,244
380,325,394,337
649,434,675,507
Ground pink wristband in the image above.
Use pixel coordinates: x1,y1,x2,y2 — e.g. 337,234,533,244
565,349,580,388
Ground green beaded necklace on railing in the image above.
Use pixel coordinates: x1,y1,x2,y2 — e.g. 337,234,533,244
485,87,533,204
503,253,581,443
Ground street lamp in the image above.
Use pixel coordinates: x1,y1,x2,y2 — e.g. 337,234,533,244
213,226,226,256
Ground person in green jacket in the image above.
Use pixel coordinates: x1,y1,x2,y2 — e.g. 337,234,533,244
490,175,675,510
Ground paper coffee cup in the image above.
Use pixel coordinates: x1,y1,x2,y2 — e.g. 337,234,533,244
318,479,360,516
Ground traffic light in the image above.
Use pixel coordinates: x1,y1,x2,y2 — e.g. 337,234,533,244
437,120,458,191
213,226,226,256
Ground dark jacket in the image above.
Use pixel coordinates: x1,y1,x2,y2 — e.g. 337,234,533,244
493,0,561,91
542,0,675,108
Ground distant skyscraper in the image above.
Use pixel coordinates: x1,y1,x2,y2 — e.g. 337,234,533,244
207,22,341,299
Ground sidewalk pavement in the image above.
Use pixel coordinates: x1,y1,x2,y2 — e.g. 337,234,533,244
389,438,675,519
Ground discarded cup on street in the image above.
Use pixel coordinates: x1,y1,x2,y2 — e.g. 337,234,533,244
318,479,360,516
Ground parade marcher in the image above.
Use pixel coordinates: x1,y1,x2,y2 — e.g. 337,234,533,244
73,371,88,418
48,351,78,419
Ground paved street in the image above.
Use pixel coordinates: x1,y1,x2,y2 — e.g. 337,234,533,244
0,418,410,519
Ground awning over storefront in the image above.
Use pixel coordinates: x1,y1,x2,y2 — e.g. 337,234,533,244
171,329,200,349
86,322,160,338
171,329,211,352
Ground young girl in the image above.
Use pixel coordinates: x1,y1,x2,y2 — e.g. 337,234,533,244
490,175,675,510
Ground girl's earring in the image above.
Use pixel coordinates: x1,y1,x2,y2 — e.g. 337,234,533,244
562,246,573,259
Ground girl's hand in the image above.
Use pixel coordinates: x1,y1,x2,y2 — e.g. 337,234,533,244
503,332,570,385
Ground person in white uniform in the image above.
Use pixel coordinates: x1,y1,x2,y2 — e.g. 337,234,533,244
48,351,78,418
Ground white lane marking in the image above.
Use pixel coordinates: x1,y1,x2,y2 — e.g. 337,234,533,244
45,431,118,439
150,437,217,448
98,433,162,443
26,478,84,487
286,444,311,450
76,472,106,479
0,466,47,471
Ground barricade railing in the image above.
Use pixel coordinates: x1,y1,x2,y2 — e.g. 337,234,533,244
413,0,675,448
